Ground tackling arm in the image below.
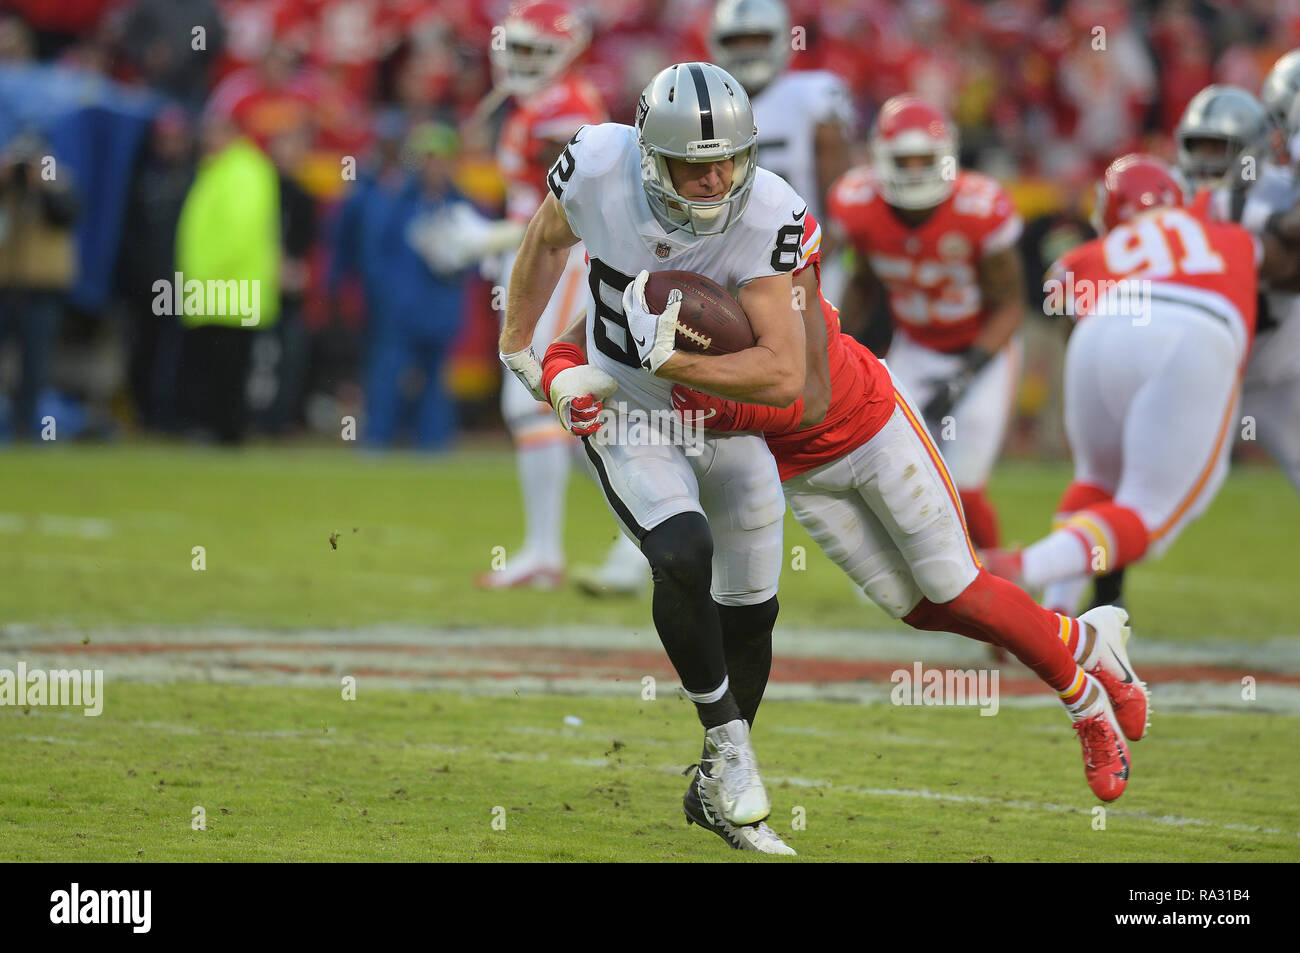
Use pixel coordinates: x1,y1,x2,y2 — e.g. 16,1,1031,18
795,266,830,427
655,272,806,407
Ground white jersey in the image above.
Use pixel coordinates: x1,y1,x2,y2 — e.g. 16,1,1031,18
751,70,854,221
1208,162,1300,337
547,122,811,413
1205,162,1300,495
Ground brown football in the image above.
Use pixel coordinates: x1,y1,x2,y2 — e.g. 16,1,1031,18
643,271,756,355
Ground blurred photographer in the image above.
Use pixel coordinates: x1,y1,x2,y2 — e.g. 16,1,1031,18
0,131,80,441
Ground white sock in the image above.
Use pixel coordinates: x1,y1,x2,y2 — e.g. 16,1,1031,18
1062,672,1106,721
1022,530,1090,588
683,675,730,705
1043,576,1090,616
517,439,570,565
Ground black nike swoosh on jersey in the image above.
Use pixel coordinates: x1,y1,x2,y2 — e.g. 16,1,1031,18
633,334,647,349
1108,646,1135,685
793,207,807,220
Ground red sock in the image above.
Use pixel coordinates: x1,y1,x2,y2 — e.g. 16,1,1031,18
1055,481,1112,518
1089,502,1149,571
958,488,1000,549
1057,502,1149,574
943,569,1079,693
903,598,998,645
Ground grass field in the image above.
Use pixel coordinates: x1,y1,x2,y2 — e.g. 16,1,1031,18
2,443,1296,638
2,443,1299,861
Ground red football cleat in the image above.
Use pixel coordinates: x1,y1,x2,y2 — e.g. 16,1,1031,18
1073,705,1131,801
1079,606,1150,741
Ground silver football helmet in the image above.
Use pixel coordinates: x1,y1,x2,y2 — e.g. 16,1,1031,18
709,0,790,96
1261,48,1300,142
1175,85,1271,191
636,62,759,237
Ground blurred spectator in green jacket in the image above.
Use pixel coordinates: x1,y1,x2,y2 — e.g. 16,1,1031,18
173,112,279,444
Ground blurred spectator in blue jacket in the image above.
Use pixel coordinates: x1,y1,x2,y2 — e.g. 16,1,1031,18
334,121,521,451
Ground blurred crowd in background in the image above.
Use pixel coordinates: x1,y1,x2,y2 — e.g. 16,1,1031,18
1,0,1298,450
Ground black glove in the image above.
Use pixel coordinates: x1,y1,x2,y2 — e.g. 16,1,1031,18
922,347,993,427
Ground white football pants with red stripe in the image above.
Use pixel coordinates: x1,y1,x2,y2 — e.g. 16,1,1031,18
1026,300,1243,591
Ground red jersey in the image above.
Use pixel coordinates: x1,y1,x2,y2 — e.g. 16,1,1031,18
1049,206,1258,349
498,74,607,223
828,166,1023,353
765,213,896,481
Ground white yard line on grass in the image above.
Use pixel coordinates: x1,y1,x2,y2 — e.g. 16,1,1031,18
0,514,114,538
5,624,1299,670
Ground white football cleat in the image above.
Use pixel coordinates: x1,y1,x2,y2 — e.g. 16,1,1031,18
571,535,649,598
698,718,772,826
1078,605,1150,741
475,551,563,590
684,767,795,855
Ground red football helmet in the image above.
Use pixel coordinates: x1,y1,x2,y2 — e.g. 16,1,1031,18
1091,153,1183,233
871,94,958,210
491,0,590,97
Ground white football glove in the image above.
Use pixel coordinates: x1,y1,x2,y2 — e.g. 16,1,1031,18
500,346,547,402
548,365,618,437
621,270,680,374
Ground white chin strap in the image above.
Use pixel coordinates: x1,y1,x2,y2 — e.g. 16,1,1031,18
692,203,726,224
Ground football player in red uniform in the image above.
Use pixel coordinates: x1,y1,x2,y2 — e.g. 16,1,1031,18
828,95,1026,552
982,155,1297,615
482,0,651,593
551,202,1149,804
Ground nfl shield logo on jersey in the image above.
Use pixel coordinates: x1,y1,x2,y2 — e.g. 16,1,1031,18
655,242,672,260
938,231,972,260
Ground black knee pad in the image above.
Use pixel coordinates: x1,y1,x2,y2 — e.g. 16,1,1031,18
640,512,713,589
716,596,779,644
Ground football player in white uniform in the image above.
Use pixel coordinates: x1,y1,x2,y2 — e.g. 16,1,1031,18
709,0,855,300
1182,84,1300,497
501,62,818,854
1249,59,1300,496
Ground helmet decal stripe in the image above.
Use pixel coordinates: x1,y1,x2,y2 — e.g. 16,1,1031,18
687,63,715,140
